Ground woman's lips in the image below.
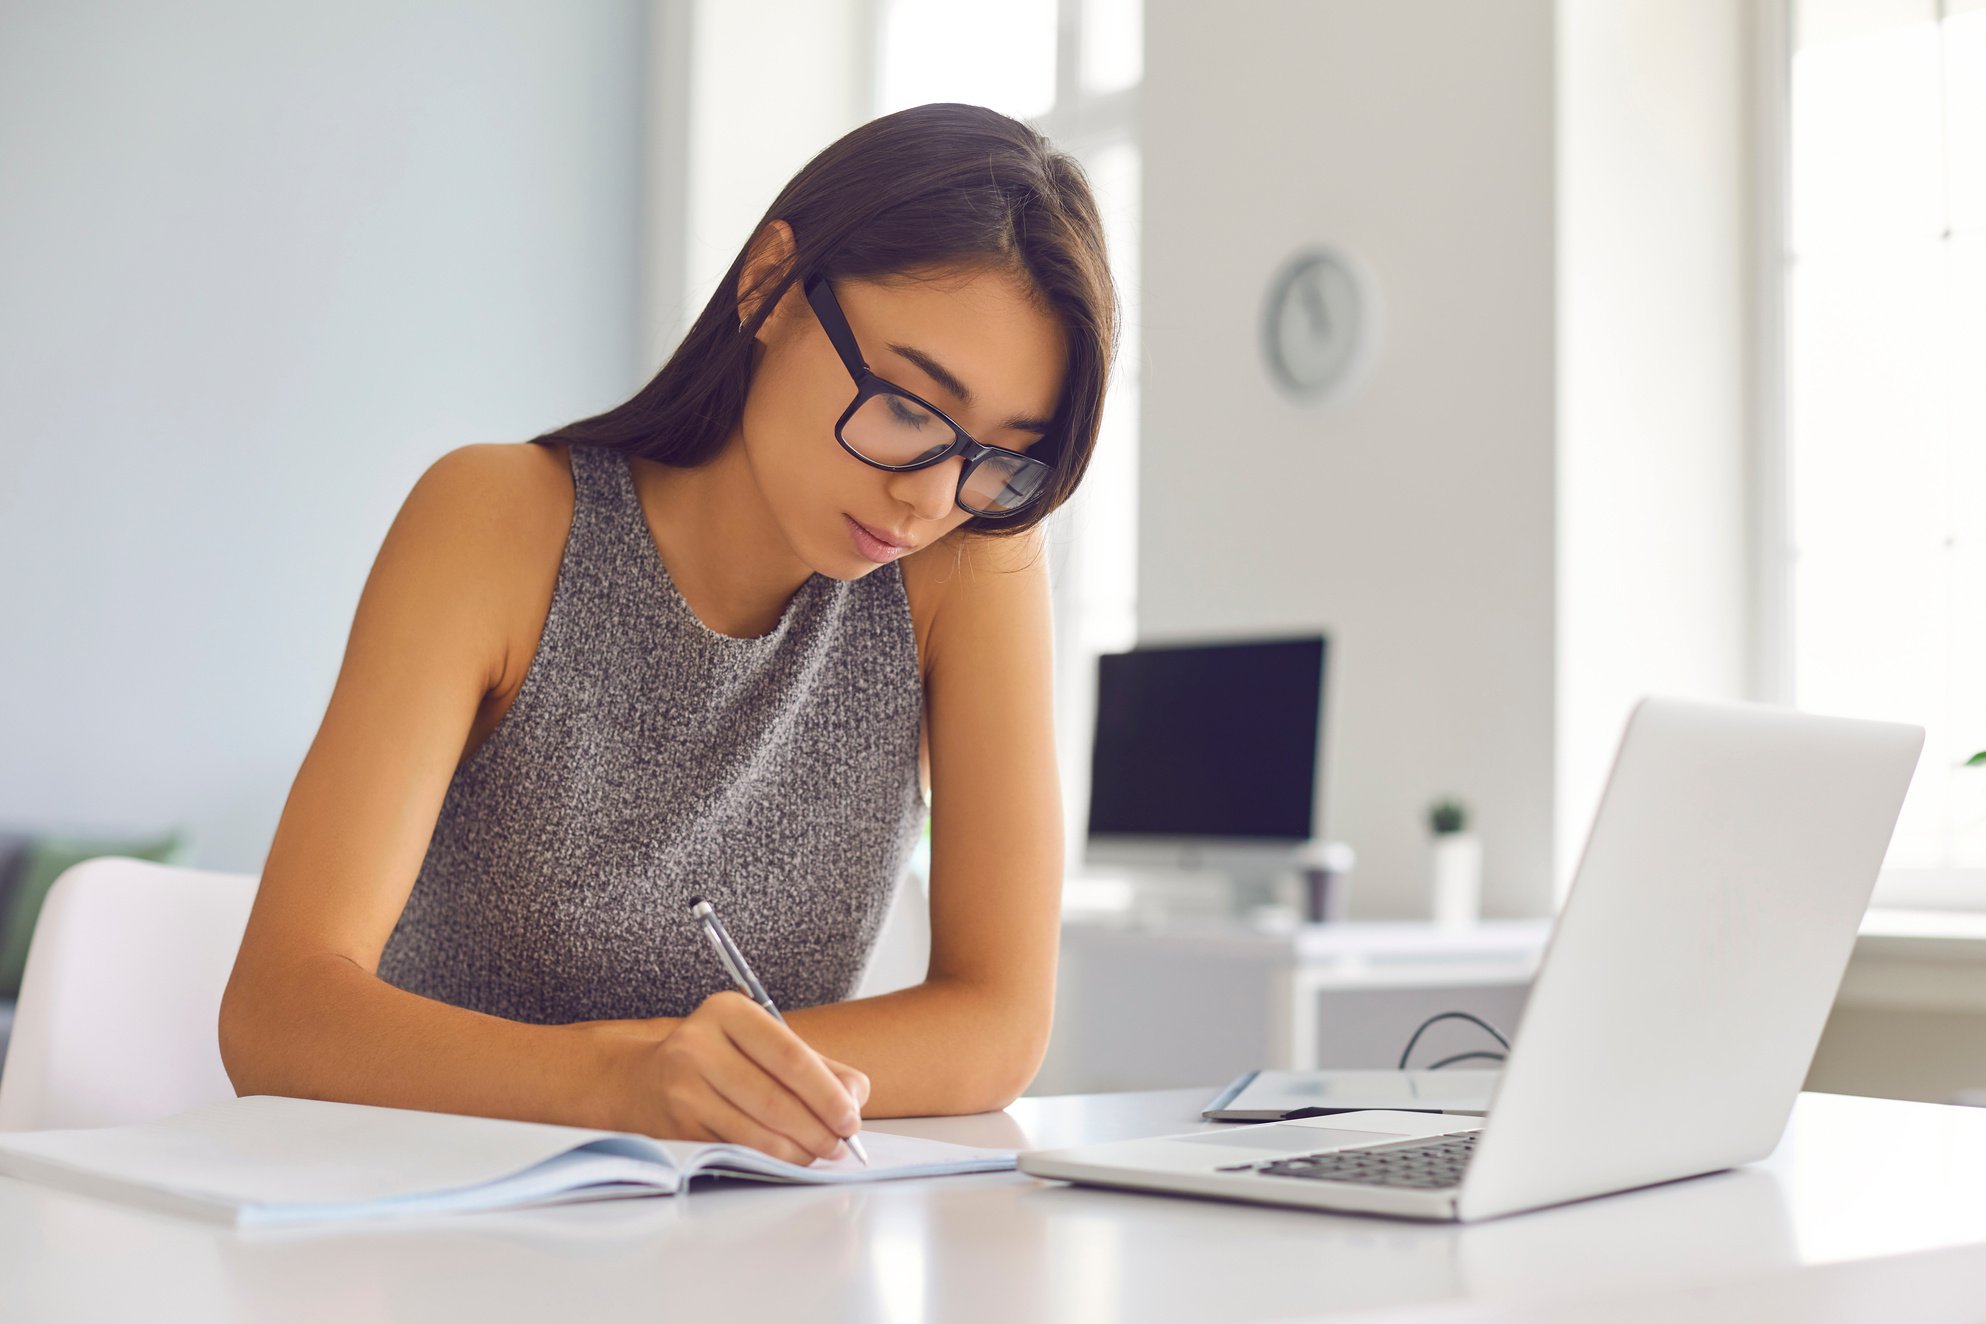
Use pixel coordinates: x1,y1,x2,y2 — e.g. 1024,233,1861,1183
846,514,911,563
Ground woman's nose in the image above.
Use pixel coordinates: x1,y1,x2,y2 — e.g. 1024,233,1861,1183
887,457,962,523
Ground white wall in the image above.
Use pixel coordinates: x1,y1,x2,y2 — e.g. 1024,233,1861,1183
0,1,646,872
1142,0,1561,918
1140,0,1754,918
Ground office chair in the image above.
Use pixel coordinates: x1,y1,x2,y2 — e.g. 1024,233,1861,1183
0,857,254,1132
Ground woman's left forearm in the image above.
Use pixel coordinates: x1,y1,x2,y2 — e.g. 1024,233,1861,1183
783,975,1052,1118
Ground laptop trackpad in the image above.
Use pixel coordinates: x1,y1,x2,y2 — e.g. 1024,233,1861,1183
1176,1125,1403,1153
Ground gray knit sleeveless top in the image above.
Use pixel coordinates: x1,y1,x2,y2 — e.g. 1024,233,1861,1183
375,444,927,1023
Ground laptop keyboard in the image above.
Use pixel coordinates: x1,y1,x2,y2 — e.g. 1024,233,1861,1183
1217,1131,1482,1190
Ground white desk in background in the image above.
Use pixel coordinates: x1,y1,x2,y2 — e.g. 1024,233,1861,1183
1039,915,1550,1093
4,1087,1985,1323
1044,902,1986,1097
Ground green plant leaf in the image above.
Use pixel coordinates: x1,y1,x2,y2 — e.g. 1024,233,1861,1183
1968,750,1986,767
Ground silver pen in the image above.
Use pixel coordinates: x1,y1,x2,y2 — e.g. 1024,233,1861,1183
688,897,872,1166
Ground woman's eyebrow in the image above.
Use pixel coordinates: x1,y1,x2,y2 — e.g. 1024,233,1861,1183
886,341,1054,434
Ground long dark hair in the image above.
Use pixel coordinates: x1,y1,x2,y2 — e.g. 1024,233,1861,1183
531,102,1119,538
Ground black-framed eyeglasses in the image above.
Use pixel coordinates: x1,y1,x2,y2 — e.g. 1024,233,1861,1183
801,272,1056,519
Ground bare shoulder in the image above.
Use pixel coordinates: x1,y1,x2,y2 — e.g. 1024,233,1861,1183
898,536,959,682
378,441,576,699
393,442,573,603
949,521,1051,580
900,523,1051,680
407,441,573,544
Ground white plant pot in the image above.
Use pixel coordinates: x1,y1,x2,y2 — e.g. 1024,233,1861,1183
1430,832,1483,929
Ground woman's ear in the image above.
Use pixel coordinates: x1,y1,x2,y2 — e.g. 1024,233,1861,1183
735,219,799,335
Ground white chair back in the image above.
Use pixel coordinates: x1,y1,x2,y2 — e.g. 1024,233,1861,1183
0,857,254,1131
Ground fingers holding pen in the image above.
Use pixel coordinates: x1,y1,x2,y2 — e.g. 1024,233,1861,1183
677,1071,840,1168
682,900,871,1165
712,993,866,1148
644,999,846,1163
823,1057,872,1111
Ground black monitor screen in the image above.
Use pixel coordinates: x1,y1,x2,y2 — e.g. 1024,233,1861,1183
1086,636,1326,842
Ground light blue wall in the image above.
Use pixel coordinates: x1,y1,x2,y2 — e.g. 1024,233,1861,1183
0,1,647,871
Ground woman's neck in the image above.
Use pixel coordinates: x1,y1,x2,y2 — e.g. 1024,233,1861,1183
628,438,814,639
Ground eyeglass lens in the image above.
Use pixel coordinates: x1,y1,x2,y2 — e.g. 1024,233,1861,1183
842,388,1050,516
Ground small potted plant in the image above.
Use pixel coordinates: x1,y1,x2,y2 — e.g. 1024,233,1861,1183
1428,797,1482,929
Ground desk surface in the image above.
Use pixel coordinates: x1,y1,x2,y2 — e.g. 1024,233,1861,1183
5,1089,1986,1323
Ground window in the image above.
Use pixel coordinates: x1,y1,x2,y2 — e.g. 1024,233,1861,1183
875,0,1144,877
1777,0,1986,905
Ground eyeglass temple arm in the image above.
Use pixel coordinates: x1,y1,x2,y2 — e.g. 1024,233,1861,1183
802,273,870,381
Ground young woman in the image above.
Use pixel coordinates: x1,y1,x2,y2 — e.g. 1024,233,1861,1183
218,103,1118,1168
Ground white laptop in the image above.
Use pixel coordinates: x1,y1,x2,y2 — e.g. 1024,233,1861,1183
1020,696,1924,1222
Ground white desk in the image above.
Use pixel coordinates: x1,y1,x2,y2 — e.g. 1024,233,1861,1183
4,1089,1986,1322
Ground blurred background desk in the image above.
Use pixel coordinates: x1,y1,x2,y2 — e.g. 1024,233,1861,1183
1034,905,1550,1096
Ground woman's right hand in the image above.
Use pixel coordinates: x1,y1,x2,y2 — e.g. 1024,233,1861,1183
606,991,870,1165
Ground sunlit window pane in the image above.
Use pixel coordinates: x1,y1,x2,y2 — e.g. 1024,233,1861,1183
1081,0,1143,97
1951,234,1986,869
1950,10,1986,235
1951,546,1986,866
1788,2,1981,878
1787,245,1948,555
1793,546,1950,866
1952,236,1986,544
877,0,1058,122
1790,4,1943,253
1797,0,1934,45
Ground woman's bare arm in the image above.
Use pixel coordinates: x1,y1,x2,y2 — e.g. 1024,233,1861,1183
781,526,1064,1116
216,443,638,1125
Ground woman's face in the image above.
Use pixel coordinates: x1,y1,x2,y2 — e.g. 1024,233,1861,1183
736,258,1068,580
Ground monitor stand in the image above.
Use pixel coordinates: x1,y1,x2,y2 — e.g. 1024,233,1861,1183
1082,841,1356,925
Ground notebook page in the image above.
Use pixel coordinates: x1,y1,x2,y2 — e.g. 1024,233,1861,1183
664,1129,1017,1184
241,1149,681,1227
0,1095,675,1213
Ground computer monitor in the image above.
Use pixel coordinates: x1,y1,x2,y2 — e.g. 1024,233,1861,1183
1084,635,1337,893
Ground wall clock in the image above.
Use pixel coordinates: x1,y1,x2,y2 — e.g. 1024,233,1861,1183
1261,247,1373,403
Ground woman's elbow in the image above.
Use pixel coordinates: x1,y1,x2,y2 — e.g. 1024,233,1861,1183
216,978,267,1096
962,1009,1053,1113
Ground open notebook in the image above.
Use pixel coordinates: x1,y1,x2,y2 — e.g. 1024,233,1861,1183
0,1094,1018,1228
